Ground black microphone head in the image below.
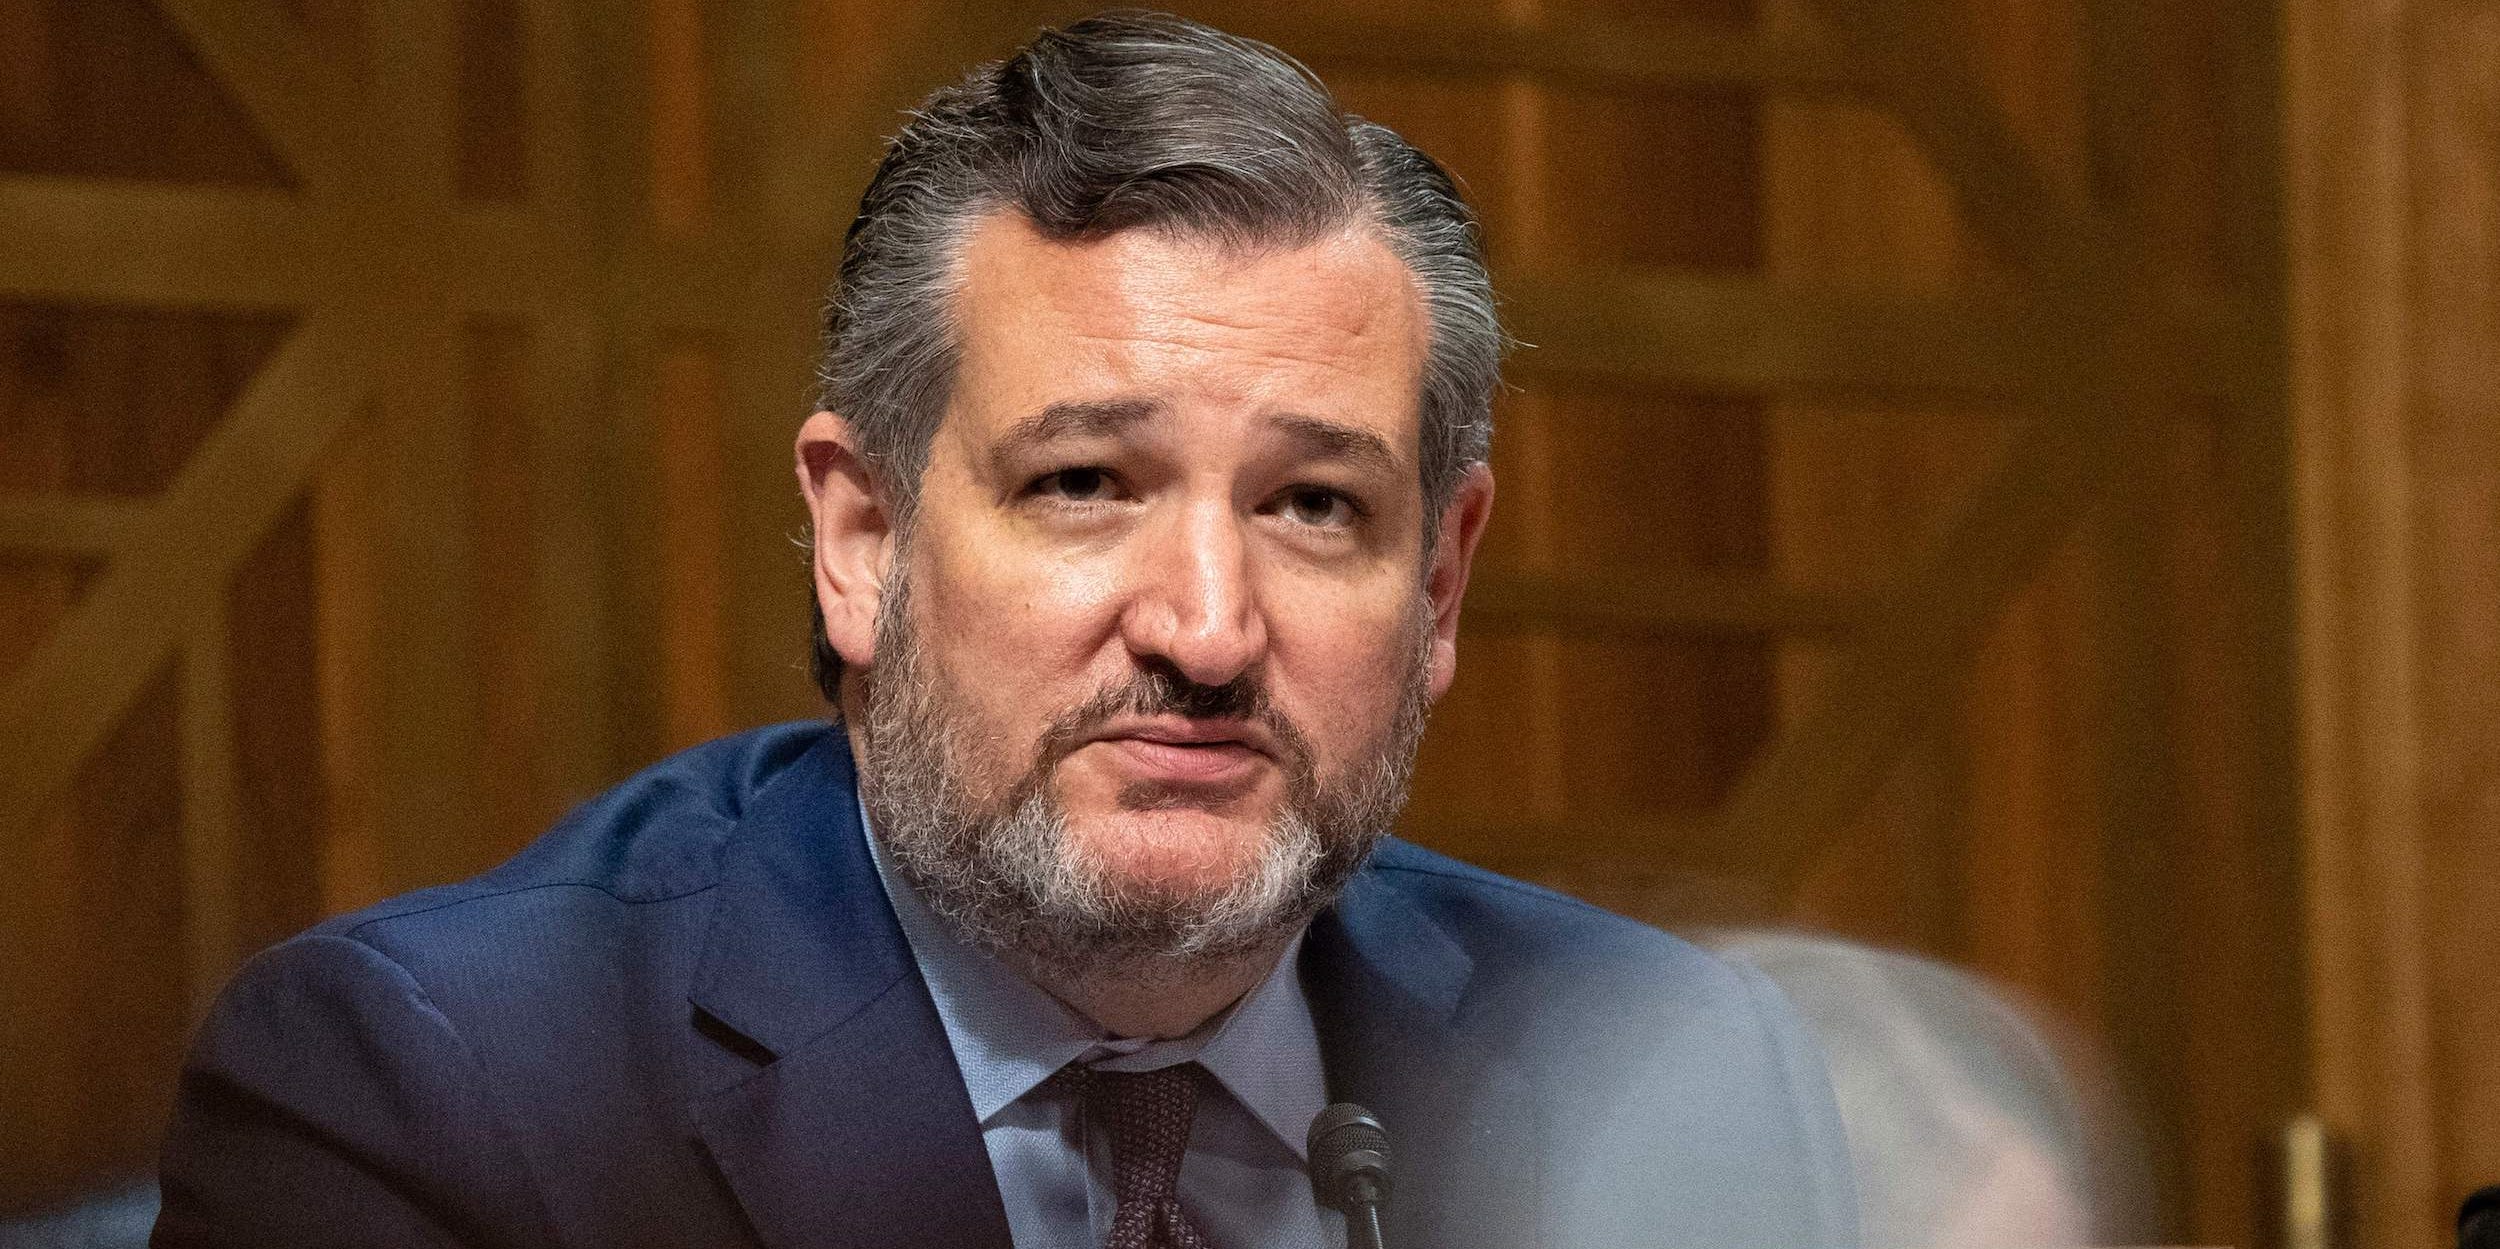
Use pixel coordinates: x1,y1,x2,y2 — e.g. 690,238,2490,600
2460,1186,2500,1249
1308,1102,1391,1210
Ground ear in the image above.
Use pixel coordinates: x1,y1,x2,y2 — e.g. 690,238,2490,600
1424,463,1495,703
795,410,891,670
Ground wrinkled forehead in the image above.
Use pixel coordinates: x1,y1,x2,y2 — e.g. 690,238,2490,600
942,211,1432,449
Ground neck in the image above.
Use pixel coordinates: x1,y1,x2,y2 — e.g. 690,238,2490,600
1017,940,1294,1039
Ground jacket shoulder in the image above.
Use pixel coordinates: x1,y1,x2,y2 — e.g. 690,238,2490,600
1360,837,1731,985
256,722,845,1074
158,726,851,1247
1354,838,1863,1249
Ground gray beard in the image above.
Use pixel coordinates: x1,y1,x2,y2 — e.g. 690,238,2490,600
854,569,1433,984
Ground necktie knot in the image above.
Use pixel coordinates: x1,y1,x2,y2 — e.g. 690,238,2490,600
1057,1061,1212,1249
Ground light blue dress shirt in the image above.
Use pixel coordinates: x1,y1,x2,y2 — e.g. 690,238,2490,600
862,809,1346,1249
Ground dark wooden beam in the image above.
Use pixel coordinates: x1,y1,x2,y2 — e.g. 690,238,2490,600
152,0,362,191
1465,569,1862,639
1504,268,2264,404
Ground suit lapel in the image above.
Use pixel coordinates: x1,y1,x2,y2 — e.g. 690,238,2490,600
1304,856,1544,1249
685,729,1012,1249
678,740,1529,1249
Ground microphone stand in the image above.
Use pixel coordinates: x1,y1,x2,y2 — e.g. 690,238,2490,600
1343,1173,1387,1249
1309,1103,1393,1249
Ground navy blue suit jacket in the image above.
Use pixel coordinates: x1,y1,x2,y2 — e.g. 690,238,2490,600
155,723,1857,1249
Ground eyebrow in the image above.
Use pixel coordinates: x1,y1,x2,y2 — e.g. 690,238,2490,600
989,398,1399,478
993,398,1166,463
1269,413,1398,479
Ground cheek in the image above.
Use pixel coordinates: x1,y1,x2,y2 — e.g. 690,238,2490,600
1268,587,1424,746
910,539,1128,720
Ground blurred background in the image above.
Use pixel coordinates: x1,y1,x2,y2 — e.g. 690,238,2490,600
0,0,2490,1246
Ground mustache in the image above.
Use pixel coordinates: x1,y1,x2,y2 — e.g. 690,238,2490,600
1029,661,1315,784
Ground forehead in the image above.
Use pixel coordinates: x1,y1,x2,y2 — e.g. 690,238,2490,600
945,212,1429,445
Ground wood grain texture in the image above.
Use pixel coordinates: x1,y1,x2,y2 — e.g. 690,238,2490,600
151,0,360,188
177,604,244,1017
226,498,327,958
469,320,558,853
0,311,360,838
0,0,2360,1231
311,410,389,920
2286,0,2441,1244
1505,269,2266,402
0,0,290,186
0,494,149,553
2404,0,2500,1222
0,298,282,1210
1759,2,2304,1246
652,340,732,752
2289,0,2500,1247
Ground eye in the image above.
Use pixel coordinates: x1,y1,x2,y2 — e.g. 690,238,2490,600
1031,466,1120,502
1279,486,1360,529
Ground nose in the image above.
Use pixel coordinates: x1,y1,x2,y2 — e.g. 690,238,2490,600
1120,499,1268,687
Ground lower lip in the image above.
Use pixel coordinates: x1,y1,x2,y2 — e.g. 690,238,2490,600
1097,737,1267,786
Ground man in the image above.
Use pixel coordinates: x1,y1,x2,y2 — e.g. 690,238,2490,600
154,13,1857,1249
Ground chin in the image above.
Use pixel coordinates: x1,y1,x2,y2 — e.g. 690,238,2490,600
1063,807,1275,901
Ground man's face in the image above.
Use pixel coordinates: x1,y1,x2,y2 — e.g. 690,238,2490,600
814,212,1490,970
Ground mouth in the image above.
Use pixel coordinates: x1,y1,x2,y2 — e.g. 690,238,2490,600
1085,717,1276,789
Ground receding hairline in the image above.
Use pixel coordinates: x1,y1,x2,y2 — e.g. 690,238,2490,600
921,208,1437,431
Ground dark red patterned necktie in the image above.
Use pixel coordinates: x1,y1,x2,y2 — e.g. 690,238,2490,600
1062,1063,1213,1249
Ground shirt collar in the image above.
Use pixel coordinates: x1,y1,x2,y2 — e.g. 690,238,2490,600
857,784,1326,1160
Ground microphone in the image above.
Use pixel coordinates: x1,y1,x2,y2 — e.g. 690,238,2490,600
2460,1186,2500,1249
1309,1102,1392,1249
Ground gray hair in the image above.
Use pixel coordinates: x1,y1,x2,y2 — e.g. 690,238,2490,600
811,11,1501,699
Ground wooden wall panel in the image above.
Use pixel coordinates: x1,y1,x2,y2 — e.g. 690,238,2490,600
645,0,711,236
1957,537,2104,1027
309,406,389,919
1430,382,1776,831
2401,0,2500,1219
1753,0,2302,1243
652,341,734,753
226,497,328,955
1783,725,1966,956
0,0,290,187
2086,0,2302,1238
469,320,559,851
356,318,490,894
2290,0,2500,1246
1536,84,1762,271
0,303,296,1213
0,0,2333,1236
2143,415,2304,1249
54,673,190,1204
0,300,273,1181
1406,632,1567,843
457,0,528,202
0,673,190,1210
0,308,286,498
1762,100,1984,293
1753,0,2022,993
4,0,574,1206
1327,12,1784,881
1760,0,2006,1001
